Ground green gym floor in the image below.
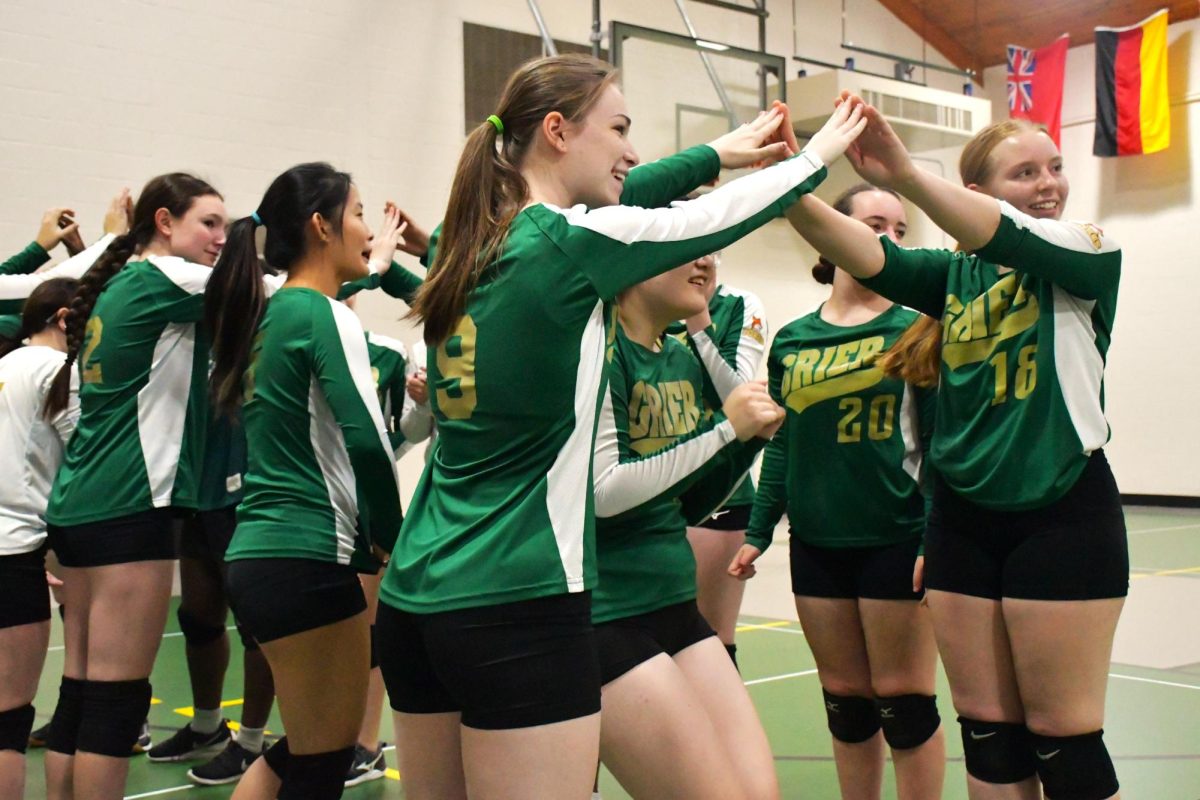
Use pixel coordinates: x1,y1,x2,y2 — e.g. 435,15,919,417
22,507,1200,799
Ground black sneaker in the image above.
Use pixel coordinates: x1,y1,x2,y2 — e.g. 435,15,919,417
344,743,386,787
187,740,260,785
146,720,231,762
28,721,51,748
132,719,153,753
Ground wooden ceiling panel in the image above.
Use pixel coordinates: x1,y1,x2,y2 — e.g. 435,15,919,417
875,0,1199,75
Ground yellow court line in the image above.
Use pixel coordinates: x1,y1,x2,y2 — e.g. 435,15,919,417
173,698,245,716
385,767,402,781
150,697,162,705
735,620,793,633
1130,566,1200,580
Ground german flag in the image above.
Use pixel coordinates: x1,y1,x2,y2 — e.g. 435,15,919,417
1094,9,1170,156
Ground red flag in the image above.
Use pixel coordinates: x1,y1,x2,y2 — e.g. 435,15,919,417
1006,33,1070,146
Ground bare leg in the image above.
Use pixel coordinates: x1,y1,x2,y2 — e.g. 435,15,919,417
600,653,744,800
45,565,90,800
687,527,748,647
229,756,281,800
794,596,883,800
392,711,466,800
356,571,384,751
178,554,230,714
464,714,600,800
0,618,51,800
859,599,945,800
925,590,1039,800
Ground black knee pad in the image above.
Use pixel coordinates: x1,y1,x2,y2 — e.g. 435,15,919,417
76,678,152,758
178,607,227,647
262,736,290,778
0,703,36,753
279,746,356,799
369,623,379,669
236,619,259,652
823,690,881,744
46,676,86,755
958,716,1037,784
877,694,941,750
1030,729,1119,800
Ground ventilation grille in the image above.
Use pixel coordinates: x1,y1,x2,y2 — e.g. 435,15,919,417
861,89,973,133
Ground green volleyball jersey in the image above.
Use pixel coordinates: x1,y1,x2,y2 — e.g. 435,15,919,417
1,241,49,275
196,407,246,512
858,200,1120,510
366,331,410,453
0,234,115,315
592,325,763,623
226,288,402,568
47,256,212,525
688,284,768,508
380,147,829,614
746,305,932,552
0,314,20,340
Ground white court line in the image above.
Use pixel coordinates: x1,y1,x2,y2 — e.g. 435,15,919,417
737,622,806,636
1109,673,1200,692
124,786,194,800
1127,522,1200,536
744,668,819,687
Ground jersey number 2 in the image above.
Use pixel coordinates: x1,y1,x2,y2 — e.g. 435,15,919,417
436,315,478,420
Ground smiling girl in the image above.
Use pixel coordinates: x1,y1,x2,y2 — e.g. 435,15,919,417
786,108,1126,800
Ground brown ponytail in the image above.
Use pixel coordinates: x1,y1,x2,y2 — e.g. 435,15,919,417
411,53,618,344
0,278,78,361
42,173,221,419
877,315,941,388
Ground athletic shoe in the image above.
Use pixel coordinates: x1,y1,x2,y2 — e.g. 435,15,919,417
27,721,51,748
187,740,260,785
344,743,386,787
146,720,231,762
133,719,153,753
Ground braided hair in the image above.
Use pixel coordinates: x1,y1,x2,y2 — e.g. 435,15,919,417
42,173,221,418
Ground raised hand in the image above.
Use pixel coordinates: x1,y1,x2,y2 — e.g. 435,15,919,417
368,203,405,273
393,207,431,258
707,107,794,170
35,207,80,252
103,188,133,235
722,381,785,442
804,94,868,167
727,543,762,581
841,93,917,190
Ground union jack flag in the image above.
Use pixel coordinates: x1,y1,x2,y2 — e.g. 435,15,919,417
1007,45,1036,112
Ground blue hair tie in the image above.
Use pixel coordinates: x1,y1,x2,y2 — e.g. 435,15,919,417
250,211,263,226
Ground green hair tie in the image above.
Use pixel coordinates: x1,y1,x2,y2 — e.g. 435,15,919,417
487,114,504,134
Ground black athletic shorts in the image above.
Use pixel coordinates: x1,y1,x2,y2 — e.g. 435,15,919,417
377,592,600,730
594,599,716,685
226,558,367,644
177,506,237,561
789,536,923,600
47,509,177,568
924,450,1128,601
692,504,752,532
0,545,51,628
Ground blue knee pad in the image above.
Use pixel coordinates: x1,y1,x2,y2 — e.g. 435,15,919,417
958,716,1037,784
278,746,356,799
1030,729,1119,800
823,690,881,744
177,607,226,647
46,677,86,755
876,694,940,750
0,703,36,753
76,678,152,758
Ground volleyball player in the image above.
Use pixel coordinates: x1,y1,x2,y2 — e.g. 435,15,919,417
730,183,945,799
786,99,1126,800
0,279,78,800
205,162,405,799
373,53,865,799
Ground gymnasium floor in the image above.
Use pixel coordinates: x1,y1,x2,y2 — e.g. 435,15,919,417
22,507,1200,799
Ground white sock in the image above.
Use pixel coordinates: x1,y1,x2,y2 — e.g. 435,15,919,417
191,708,222,735
237,726,265,753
